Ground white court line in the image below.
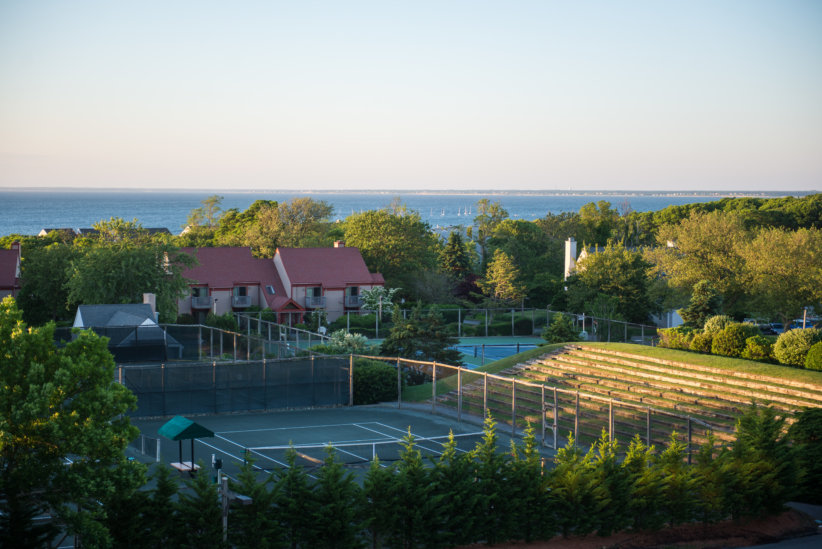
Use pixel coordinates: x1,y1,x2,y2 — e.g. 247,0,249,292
218,421,386,435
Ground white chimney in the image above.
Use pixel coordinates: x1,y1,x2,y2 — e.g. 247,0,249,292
564,238,577,280
334,240,345,248
143,293,158,322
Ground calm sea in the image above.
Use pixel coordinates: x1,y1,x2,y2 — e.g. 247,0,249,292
0,189,800,237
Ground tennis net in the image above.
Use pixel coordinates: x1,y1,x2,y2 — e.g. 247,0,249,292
246,431,485,470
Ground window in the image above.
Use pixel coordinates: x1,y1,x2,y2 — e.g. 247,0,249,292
233,286,247,297
266,285,276,295
346,286,359,297
192,287,207,298
309,286,322,297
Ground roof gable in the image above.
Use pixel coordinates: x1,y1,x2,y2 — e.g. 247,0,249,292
276,247,380,287
0,248,21,288
75,304,157,328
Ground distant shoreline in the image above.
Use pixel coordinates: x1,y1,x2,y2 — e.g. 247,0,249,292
0,187,813,198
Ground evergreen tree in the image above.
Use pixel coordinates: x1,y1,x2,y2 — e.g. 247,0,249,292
309,446,364,549
622,435,665,531
439,231,472,280
679,280,722,328
274,448,315,549
471,413,513,544
549,434,607,537
479,248,525,304
145,465,182,548
588,431,630,536
507,425,551,541
228,458,281,549
174,462,224,549
693,435,730,525
541,312,580,343
390,430,441,548
362,457,397,549
432,431,482,546
657,433,698,526
788,408,822,504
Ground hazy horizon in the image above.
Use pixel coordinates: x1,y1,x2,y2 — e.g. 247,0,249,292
2,1,820,192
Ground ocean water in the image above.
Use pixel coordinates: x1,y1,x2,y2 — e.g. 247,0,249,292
0,189,795,237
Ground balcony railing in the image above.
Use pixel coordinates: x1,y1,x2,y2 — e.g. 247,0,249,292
345,296,362,308
191,295,213,309
305,296,326,308
232,296,252,308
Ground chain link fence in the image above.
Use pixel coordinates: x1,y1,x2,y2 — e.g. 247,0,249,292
117,355,350,418
361,356,732,460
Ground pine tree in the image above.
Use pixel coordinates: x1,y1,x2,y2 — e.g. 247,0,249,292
588,430,630,536
390,430,441,548
228,458,281,549
549,434,607,537
693,435,730,525
309,446,364,549
174,462,224,548
680,280,722,328
622,434,665,531
274,448,315,549
479,249,525,304
439,231,472,280
657,432,698,526
507,424,551,541
362,457,397,549
432,431,482,546
471,413,514,544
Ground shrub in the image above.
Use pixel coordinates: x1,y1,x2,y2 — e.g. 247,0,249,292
689,332,713,353
352,359,398,404
541,313,580,344
773,328,822,367
657,326,696,350
175,313,196,325
805,342,822,371
703,315,733,335
741,335,774,362
711,324,750,357
205,312,239,332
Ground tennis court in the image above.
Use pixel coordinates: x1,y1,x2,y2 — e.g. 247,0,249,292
130,404,514,480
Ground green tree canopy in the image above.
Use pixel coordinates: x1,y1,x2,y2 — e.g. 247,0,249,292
343,208,440,288
568,242,655,323
479,249,525,304
0,297,143,545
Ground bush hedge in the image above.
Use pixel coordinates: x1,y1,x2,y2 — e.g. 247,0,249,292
703,315,733,335
689,331,713,353
711,323,759,358
352,359,398,404
741,335,774,362
805,342,822,371
773,328,822,367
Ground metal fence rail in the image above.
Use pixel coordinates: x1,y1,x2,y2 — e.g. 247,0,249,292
357,355,732,460
117,355,350,418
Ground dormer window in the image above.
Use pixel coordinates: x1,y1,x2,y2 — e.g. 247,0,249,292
266,285,276,295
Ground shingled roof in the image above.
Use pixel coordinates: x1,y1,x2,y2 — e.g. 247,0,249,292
275,246,384,287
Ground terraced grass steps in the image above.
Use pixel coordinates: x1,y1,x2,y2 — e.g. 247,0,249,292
424,343,822,451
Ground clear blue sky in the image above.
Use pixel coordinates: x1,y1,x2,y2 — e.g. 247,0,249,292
1,1,820,192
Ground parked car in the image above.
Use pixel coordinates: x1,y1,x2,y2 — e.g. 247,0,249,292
770,323,785,334
758,323,776,335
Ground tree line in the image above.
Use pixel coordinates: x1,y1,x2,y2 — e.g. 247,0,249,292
1,193,820,329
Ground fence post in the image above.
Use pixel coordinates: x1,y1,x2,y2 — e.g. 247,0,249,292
609,399,614,441
485,309,488,337
553,387,558,450
210,328,214,360
263,358,267,410
233,334,237,362
375,313,379,340
397,358,402,409
483,372,488,418
198,325,202,361
481,344,485,366
156,439,161,462
646,407,652,445
431,362,437,415
641,324,644,344
213,361,217,413
511,309,514,337
118,365,122,385
687,416,692,465
458,308,462,338
347,311,350,334
311,354,315,406
624,322,628,342
511,379,516,438
349,354,354,407
574,391,579,445
457,367,462,422
541,385,546,447
161,364,166,417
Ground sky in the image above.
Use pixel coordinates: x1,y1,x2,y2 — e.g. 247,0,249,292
1,1,820,192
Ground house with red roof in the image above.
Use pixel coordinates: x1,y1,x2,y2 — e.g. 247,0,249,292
177,247,303,323
273,241,384,321
177,242,384,324
0,241,22,299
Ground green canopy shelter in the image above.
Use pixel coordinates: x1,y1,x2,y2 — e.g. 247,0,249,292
158,415,215,473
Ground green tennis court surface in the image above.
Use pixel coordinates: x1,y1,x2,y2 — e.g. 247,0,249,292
130,405,515,480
